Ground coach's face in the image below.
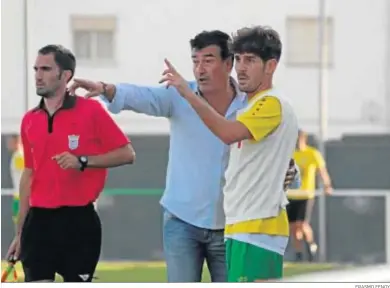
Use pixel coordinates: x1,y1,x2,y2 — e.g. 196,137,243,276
192,45,231,95
34,53,63,98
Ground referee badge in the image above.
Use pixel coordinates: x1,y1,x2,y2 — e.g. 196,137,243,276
68,135,80,150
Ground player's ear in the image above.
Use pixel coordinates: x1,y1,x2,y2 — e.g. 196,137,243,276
265,59,277,75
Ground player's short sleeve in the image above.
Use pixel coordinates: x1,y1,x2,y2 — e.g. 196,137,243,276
237,96,281,141
20,115,33,169
92,101,131,152
313,149,326,169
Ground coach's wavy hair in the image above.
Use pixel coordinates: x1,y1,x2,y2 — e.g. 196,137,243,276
190,30,234,62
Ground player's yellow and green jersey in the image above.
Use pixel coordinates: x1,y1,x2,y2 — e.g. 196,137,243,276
223,88,298,281
287,146,325,200
10,147,24,223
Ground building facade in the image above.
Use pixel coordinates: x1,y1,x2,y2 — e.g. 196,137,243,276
2,0,390,138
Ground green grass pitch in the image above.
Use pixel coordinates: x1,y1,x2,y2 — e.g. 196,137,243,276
1,261,338,282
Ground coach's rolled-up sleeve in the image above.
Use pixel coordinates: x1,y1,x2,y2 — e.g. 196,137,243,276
99,84,176,118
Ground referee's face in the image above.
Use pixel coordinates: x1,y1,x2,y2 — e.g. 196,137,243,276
34,53,63,98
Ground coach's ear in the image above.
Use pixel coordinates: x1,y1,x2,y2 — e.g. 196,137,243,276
224,55,234,72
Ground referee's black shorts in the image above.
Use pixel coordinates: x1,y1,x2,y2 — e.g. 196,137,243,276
287,199,315,223
20,203,101,282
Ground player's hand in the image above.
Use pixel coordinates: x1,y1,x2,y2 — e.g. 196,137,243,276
324,185,333,196
52,152,81,170
6,236,21,262
68,79,104,98
159,59,193,97
283,159,297,190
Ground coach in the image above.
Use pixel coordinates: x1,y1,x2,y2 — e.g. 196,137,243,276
5,44,135,282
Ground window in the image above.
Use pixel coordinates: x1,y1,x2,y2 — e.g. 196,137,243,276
285,16,334,67
71,16,117,64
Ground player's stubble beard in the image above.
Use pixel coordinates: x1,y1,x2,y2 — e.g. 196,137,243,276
238,64,269,96
237,71,262,95
243,80,263,95
238,76,263,96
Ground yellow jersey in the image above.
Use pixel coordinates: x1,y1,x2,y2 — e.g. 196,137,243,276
288,146,325,200
10,148,24,200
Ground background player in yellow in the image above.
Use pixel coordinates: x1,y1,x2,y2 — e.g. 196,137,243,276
287,130,333,262
159,26,299,282
6,135,24,225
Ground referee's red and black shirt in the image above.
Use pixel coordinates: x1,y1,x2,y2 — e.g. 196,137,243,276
20,93,130,208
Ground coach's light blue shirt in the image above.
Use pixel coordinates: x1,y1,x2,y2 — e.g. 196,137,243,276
100,81,300,230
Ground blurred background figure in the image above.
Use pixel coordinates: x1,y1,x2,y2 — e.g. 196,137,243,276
287,130,333,262
6,135,24,227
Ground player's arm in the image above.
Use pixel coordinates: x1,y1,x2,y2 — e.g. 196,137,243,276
314,151,333,193
319,167,332,188
86,101,135,168
16,120,33,236
183,91,281,144
100,83,176,117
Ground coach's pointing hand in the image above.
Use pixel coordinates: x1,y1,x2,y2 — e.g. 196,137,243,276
159,59,193,97
68,79,104,98
53,152,80,170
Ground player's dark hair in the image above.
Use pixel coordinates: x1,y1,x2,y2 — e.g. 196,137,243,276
190,30,233,61
38,44,76,81
232,26,282,62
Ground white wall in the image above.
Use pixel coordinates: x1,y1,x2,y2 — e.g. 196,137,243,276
1,0,28,132
2,0,389,138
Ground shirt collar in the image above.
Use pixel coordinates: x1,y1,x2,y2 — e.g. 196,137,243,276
32,91,77,112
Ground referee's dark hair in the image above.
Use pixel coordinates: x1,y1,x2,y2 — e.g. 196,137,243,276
232,26,282,63
38,44,76,81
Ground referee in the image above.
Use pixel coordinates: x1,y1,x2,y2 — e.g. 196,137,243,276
5,45,136,282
